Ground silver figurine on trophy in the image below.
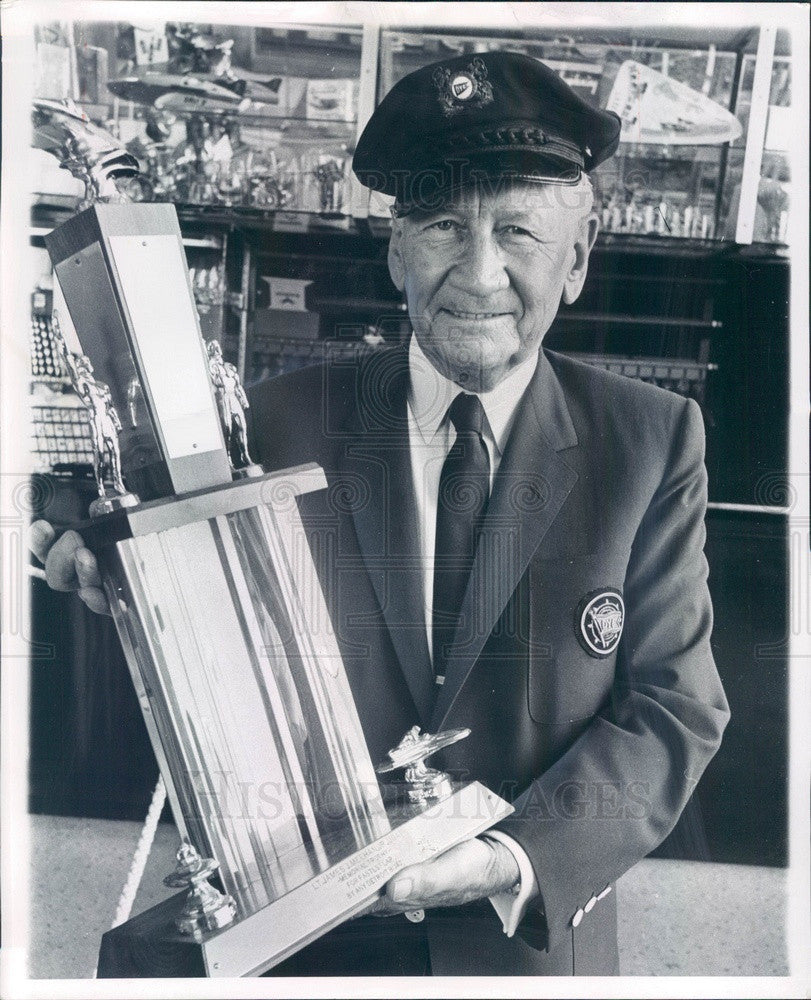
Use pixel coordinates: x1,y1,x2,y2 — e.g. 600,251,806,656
53,311,139,516
376,726,473,803
205,339,261,476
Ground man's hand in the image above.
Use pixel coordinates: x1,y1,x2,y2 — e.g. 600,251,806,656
29,520,111,615
368,836,520,917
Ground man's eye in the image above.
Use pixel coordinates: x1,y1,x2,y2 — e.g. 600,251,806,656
502,225,534,238
429,219,459,232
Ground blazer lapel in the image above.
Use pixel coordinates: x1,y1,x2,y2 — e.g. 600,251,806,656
431,349,579,730
340,348,435,724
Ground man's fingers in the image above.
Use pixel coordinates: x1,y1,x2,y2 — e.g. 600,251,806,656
78,587,112,616
387,866,427,904
74,547,102,589
387,858,446,903
352,895,392,919
29,520,56,564
31,525,110,613
384,839,491,907
44,529,84,591
74,547,110,614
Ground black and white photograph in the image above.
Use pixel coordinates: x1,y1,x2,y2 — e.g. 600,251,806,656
0,2,808,996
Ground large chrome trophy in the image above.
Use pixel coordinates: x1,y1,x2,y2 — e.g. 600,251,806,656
37,103,512,977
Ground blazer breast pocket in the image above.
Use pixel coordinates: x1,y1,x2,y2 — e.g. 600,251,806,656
526,552,630,724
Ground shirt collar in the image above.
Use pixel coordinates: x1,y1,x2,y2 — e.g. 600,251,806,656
407,333,539,455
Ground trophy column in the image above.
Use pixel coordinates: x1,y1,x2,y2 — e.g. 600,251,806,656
45,198,512,977
46,199,395,891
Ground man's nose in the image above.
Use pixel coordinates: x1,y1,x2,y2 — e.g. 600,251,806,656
454,232,509,293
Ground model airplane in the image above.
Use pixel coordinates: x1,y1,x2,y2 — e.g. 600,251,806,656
109,24,285,117
107,73,283,115
607,60,743,146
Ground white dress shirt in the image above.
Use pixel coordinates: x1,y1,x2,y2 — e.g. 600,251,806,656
406,333,539,663
405,333,539,935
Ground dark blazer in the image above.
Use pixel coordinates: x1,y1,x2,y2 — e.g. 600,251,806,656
247,344,730,976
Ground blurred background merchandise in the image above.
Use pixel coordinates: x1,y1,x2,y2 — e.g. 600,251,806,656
32,20,360,215
379,29,790,241
31,20,791,239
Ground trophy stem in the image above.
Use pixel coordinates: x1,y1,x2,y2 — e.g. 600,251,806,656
89,492,140,518
231,464,264,479
403,763,454,803
376,726,471,803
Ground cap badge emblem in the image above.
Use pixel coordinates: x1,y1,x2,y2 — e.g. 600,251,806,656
576,590,624,658
432,57,494,116
451,74,475,100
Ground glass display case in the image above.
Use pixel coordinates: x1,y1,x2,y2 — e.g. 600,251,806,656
28,18,792,428
30,19,789,242
378,29,747,240
33,20,364,218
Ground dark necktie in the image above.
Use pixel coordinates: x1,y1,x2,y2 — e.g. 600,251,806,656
432,393,491,681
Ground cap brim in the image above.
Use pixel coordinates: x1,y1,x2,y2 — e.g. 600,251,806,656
391,150,582,215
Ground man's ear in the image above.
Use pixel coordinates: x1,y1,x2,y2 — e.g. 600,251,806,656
387,218,406,292
562,211,599,305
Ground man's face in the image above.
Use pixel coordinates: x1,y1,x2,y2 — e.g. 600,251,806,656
388,180,598,392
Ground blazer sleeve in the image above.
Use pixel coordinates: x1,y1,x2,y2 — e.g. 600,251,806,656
495,396,731,950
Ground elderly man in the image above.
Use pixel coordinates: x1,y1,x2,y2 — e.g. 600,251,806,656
31,52,729,977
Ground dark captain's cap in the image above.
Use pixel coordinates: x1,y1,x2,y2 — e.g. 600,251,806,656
353,50,620,210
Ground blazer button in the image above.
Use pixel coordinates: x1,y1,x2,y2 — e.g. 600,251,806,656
405,909,425,923
584,895,598,913
597,885,612,900
572,907,584,928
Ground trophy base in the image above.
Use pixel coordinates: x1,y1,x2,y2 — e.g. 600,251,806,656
97,780,511,978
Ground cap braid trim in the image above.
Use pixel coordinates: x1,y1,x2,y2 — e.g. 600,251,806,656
439,123,584,165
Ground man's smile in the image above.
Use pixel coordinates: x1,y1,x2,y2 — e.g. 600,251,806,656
440,308,512,320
